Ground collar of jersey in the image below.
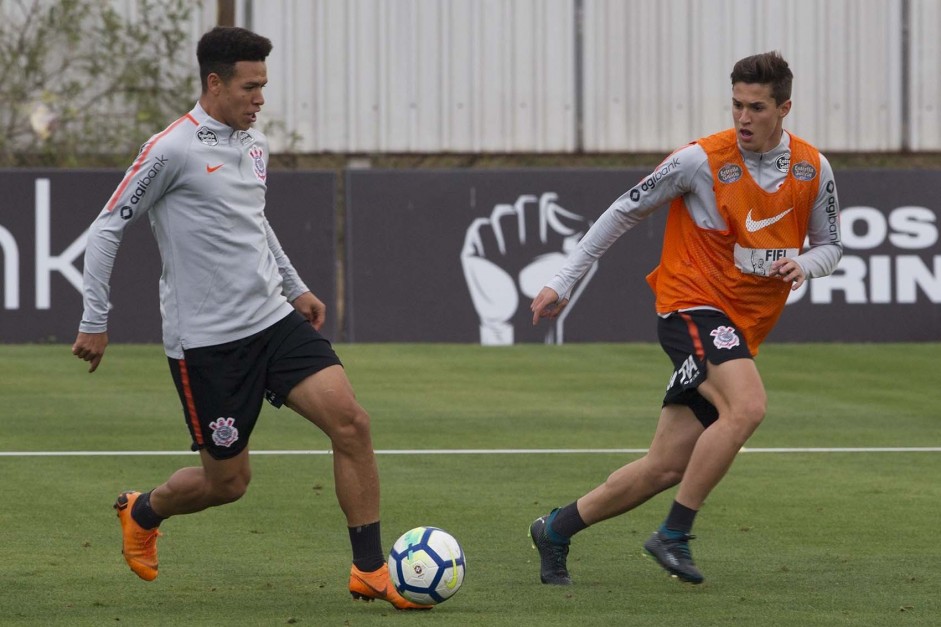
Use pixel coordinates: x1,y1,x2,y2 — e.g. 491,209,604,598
191,101,243,139
738,130,790,165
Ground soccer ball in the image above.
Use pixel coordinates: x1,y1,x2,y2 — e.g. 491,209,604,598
388,526,466,605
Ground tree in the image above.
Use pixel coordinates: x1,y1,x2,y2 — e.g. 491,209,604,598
0,0,199,167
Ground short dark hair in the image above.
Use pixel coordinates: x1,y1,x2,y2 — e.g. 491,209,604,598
197,26,272,91
730,51,793,105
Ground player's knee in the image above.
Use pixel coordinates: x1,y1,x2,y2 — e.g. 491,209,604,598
727,395,766,439
213,481,248,505
328,405,372,451
637,458,685,491
209,471,251,505
743,394,767,425
652,465,685,490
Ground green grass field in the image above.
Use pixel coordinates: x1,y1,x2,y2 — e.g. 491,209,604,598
1,343,939,626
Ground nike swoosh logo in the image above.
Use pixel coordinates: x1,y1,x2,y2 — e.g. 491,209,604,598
745,208,793,232
206,163,224,173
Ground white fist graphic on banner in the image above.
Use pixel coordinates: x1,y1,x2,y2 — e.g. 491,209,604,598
461,192,598,345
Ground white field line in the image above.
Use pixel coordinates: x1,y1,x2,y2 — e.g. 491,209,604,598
0,447,939,457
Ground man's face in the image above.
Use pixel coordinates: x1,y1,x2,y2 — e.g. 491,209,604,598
731,82,790,153
210,60,267,131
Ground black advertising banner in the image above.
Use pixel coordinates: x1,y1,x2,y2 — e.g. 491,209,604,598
3,168,938,345
346,169,941,343
0,170,336,344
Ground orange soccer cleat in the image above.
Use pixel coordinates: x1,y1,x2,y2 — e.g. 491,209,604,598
114,491,161,581
349,564,433,611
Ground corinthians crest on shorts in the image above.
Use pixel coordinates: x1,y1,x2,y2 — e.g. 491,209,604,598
710,325,741,350
209,417,240,447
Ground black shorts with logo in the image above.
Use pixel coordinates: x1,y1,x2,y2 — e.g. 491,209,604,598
167,311,342,460
658,310,753,428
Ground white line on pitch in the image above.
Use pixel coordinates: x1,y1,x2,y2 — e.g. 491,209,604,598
0,447,940,457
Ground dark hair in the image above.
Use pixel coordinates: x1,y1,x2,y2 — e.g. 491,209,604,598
730,51,793,105
197,26,272,91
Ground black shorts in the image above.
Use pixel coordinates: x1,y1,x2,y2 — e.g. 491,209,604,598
658,310,753,428
168,311,343,459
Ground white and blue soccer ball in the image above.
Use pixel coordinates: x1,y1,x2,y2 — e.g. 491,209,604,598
388,526,466,605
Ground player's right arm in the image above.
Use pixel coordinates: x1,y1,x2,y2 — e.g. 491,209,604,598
532,146,703,321
74,121,185,370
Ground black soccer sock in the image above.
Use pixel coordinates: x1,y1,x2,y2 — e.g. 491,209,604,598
349,521,386,572
548,502,588,543
662,500,698,535
131,490,165,530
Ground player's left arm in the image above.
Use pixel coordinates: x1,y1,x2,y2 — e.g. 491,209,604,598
770,155,843,289
262,217,325,329
263,217,310,300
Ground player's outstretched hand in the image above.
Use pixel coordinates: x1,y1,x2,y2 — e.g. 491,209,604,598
72,331,109,373
530,287,568,325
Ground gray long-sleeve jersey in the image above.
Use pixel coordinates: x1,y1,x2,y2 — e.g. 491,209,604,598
546,131,843,303
79,103,308,359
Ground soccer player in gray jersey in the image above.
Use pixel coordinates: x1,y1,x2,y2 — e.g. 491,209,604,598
72,27,430,610
528,52,842,585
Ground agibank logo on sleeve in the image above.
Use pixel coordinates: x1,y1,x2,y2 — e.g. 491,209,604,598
128,155,168,205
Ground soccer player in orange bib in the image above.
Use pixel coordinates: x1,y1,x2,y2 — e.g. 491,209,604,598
529,51,842,585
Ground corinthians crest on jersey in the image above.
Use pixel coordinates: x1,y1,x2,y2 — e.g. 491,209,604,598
250,145,267,182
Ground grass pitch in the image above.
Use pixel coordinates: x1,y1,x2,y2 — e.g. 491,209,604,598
0,342,939,626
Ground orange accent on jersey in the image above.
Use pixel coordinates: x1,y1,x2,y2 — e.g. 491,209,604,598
105,113,199,212
177,359,203,446
646,129,821,354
